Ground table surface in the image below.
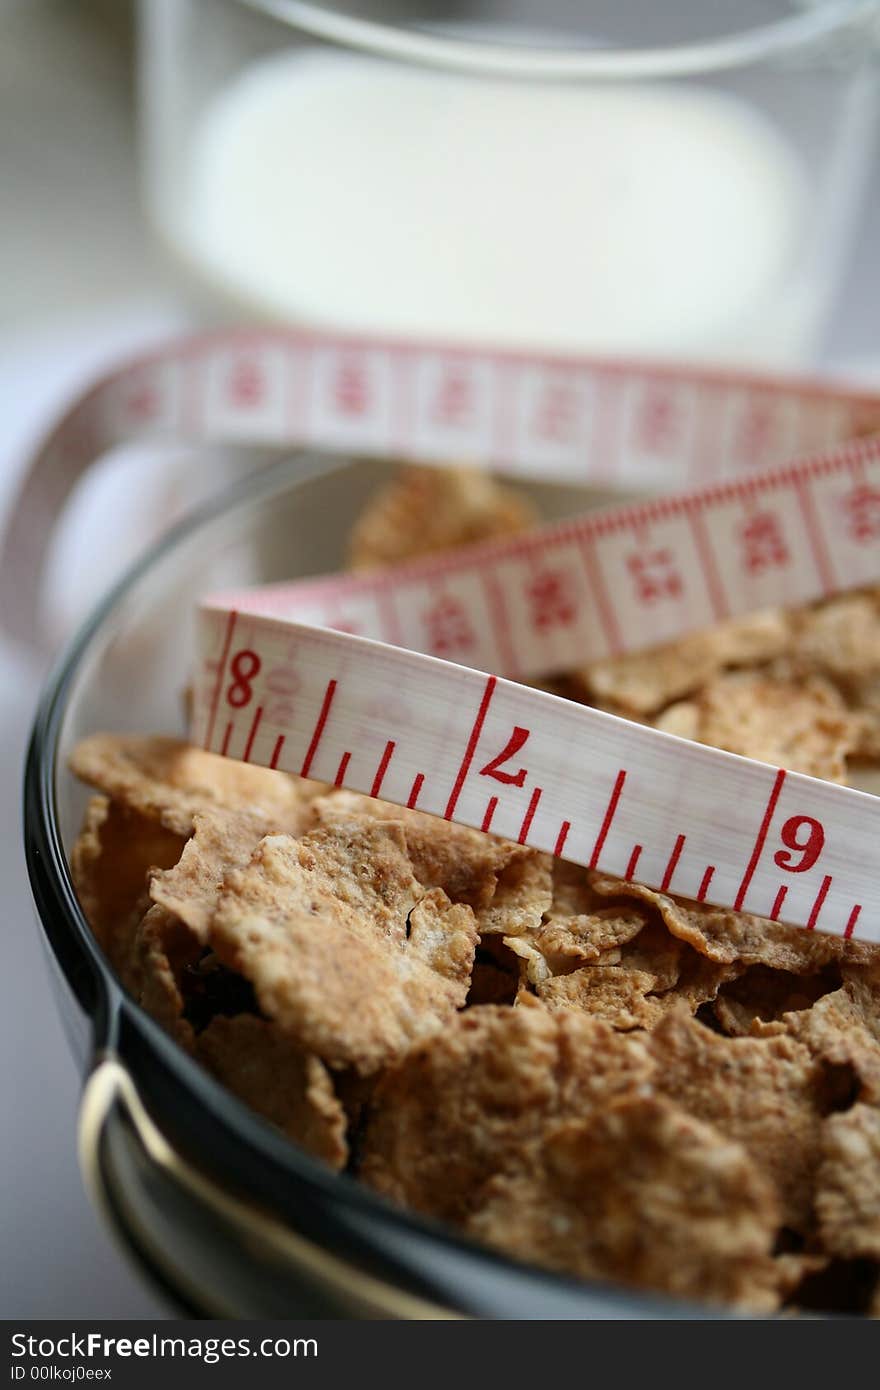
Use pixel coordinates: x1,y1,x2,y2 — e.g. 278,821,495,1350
2,0,879,1321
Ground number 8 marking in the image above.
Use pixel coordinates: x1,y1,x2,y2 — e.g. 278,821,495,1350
226,649,262,709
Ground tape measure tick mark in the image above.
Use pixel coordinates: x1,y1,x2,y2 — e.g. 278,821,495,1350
269,733,285,770
696,865,715,902
517,786,542,844
844,904,862,940
242,705,263,763
660,833,686,892
299,678,337,779
370,740,396,798
589,768,627,870
806,874,833,932
734,768,787,912
204,608,238,751
625,844,642,882
553,820,571,858
444,675,497,820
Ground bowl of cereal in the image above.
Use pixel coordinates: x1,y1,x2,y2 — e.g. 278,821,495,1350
24,452,880,1318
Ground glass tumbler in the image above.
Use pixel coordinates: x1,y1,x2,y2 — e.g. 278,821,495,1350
139,0,880,367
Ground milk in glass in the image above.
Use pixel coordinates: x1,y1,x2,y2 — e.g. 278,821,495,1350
173,49,812,364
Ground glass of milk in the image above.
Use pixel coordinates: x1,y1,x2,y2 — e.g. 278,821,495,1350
138,0,880,367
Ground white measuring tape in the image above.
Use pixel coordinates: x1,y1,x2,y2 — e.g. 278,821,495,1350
4,330,880,943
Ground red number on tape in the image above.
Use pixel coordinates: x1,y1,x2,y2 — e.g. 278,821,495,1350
638,390,678,453
265,666,299,697
627,549,683,604
773,815,826,873
226,649,262,709
843,483,880,543
479,726,530,786
740,511,790,574
424,595,475,655
434,370,472,426
527,569,576,630
535,384,576,443
335,360,369,416
736,402,777,459
229,359,264,407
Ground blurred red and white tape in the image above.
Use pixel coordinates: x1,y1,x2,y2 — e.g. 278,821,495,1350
5,328,880,941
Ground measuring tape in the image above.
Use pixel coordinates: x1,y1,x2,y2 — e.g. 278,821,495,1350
4,330,880,943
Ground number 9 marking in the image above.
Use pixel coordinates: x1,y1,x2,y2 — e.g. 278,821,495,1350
773,815,825,873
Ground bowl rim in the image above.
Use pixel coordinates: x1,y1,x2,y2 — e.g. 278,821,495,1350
23,452,719,1319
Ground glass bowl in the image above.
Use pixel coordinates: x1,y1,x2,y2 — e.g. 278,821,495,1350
25,450,730,1319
